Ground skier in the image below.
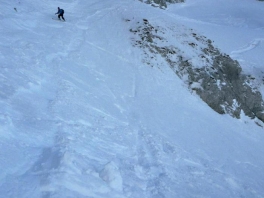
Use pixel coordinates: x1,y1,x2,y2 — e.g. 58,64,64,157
55,7,65,21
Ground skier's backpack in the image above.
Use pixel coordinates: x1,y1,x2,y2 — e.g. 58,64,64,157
61,9,64,14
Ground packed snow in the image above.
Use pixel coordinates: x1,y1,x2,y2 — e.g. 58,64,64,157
0,0,264,197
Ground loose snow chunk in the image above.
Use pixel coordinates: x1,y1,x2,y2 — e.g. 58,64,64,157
99,161,123,192
190,82,203,91
232,99,240,110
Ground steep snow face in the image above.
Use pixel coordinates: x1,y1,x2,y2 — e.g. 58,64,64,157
168,0,264,96
0,0,264,198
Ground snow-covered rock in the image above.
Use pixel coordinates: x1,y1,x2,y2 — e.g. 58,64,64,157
129,18,264,122
139,0,184,9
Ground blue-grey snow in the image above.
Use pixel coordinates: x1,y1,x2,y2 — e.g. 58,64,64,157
0,0,264,197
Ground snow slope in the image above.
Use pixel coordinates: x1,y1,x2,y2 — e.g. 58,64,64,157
0,0,264,197
168,0,264,95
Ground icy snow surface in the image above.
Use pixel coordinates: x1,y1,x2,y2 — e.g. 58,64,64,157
0,0,264,197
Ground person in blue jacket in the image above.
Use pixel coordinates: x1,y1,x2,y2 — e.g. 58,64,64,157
55,7,65,21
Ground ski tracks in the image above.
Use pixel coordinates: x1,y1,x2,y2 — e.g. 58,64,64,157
231,38,264,57
132,128,171,198
230,38,264,91
126,123,248,197
120,123,188,198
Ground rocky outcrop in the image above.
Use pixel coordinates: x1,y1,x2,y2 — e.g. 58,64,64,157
139,0,184,9
128,18,264,123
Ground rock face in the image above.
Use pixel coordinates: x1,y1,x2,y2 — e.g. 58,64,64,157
139,0,184,8
128,18,264,123
191,54,264,121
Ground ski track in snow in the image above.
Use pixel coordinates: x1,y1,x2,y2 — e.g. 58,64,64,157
231,38,264,56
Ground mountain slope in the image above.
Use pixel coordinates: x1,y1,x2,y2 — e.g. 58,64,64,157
0,0,264,197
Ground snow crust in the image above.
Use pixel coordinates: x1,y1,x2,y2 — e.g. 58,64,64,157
0,0,264,197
